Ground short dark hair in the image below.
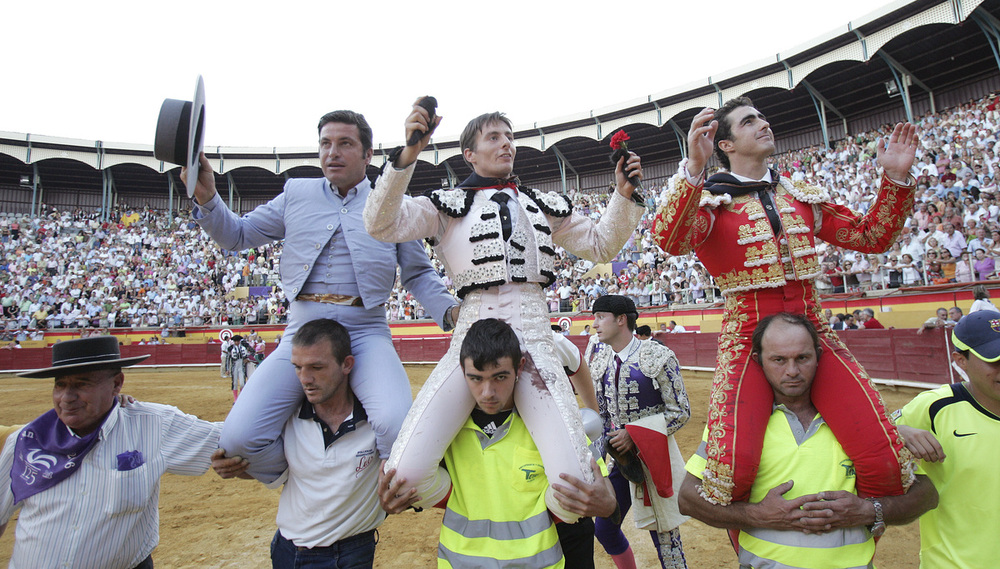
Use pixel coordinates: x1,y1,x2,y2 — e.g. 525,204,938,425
751,312,822,359
713,96,755,170
459,112,512,167
317,110,373,153
973,284,990,300
460,318,521,372
292,318,352,363
624,313,638,332
635,325,652,336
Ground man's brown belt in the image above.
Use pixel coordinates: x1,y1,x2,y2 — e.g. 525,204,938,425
297,293,365,307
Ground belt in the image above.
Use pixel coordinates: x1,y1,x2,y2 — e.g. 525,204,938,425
298,293,365,307
294,529,377,551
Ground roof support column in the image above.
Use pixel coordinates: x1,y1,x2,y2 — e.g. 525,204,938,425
652,101,663,127
879,52,914,123
30,163,40,218
667,120,687,159
711,82,723,107
101,170,111,222
226,172,239,212
879,51,936,115
552,146,579,194
972,7,1000,74
592,115,602,141
167,173,175,220
444,161,458,189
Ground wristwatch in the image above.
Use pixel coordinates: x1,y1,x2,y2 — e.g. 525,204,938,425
866,497,886,538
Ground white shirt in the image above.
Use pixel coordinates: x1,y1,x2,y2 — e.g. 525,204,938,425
551,331,582,374
268,399,384,548
0,403,221,569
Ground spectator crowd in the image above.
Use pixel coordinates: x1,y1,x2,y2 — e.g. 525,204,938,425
3,92,1000,339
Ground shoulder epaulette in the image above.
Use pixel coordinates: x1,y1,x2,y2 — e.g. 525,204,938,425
780,178,830,204
428,188,475,218
520,187,572,218
699,189,732,208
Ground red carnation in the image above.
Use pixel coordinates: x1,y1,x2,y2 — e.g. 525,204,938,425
610,131,631,150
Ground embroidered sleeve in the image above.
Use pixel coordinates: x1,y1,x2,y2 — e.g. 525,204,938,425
641,344,691,436
652,160,710,255
363,163,445,243
549,191,644,263
815,173,915,253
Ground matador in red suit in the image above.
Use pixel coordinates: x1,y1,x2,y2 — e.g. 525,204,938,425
651,98,918,505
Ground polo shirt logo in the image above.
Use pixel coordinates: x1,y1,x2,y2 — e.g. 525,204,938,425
839,459,856,478
355,449,375,477
520,463,543,482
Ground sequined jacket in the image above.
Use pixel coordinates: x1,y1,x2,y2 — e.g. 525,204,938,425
364,163,644,298
650,162,915,295
590,339,690,436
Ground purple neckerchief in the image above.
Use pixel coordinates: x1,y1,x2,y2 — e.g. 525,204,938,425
10,407,113,503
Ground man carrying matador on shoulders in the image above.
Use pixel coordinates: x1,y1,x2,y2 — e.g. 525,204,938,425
651,97,918,505
365,98,645,520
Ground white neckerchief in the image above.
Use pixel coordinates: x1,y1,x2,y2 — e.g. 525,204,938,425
731,170,773,184
612,337,640,363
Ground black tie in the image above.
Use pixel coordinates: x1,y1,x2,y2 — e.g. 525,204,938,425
491,192,512,241
757,187,782,237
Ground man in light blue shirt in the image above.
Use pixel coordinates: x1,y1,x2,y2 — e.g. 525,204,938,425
184,110,457,481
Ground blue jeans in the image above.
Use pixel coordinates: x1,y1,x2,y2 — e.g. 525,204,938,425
220,300,410,481
270,530,376,569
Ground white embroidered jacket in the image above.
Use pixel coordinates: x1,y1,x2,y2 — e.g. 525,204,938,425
364,163,644,298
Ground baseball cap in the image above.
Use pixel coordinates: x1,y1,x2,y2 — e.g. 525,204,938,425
591,295,638,316
952,309,1000,362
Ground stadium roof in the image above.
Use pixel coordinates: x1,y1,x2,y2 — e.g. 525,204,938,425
3,0,1000,213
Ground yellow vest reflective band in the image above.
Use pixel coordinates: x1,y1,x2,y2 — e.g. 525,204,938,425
438,412,564,569
737,408,875,569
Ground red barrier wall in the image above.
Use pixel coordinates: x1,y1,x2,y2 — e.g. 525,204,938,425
2,330,952,387
651,329,952,386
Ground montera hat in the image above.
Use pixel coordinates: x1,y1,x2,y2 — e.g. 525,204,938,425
154,76,206,199
952,309,1000,362
591,295,638,316
17,336,150,378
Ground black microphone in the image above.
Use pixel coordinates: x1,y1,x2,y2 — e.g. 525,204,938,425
407,96,438,146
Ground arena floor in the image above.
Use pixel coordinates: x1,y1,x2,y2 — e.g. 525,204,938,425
0,365,924,568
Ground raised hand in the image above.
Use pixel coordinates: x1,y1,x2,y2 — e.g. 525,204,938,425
687,107,718,177
396,98,442,169
877,122,919,182
180,153,218,206
615,152,643,197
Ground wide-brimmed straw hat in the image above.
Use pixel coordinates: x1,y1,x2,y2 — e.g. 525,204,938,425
17,336,149,378
154,75,205,198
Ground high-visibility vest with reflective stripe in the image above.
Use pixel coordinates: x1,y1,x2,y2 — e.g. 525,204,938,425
737,409,875,569
438,412,564,569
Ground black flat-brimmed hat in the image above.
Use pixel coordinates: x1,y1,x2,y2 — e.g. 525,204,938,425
17,336,150,378
154,75,205,199
591,295,638,316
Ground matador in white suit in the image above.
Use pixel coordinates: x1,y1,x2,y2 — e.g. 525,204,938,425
364,102,645,519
